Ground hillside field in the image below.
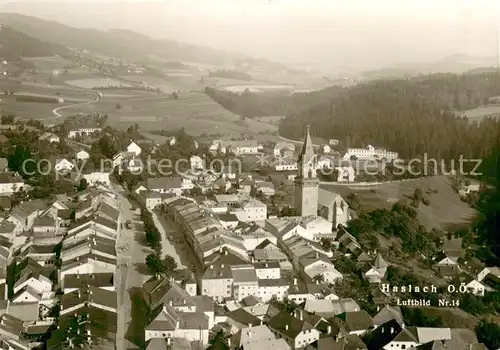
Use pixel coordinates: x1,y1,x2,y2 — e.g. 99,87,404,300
320,176,476,231
57,91,278,137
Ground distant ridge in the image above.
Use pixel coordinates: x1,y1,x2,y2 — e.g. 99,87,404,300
0,13,283,67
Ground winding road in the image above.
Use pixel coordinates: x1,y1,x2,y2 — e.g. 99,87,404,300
52,93,101,118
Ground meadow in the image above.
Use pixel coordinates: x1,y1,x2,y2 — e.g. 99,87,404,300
461,104,500,122
320,175,476,231
65,78,131,89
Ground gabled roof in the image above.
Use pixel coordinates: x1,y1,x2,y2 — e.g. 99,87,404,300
61,286,117,310
226,308,261,327
372,305,404,326
335,311,373,332
63,273,114,289
374,254,389,269
268,311,314,339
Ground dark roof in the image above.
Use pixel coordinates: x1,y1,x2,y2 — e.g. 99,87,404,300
372,305,404,326
143,276,170,309
226,308,261,327
63,235,116,257
61,286,117,310
63,273,114,289
241,295,260,307
267,311,314,339
61,253,117,272
335,311,373,332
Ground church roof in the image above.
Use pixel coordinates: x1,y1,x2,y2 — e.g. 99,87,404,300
298,125,315,164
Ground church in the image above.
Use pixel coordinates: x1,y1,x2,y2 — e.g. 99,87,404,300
294,125,351,229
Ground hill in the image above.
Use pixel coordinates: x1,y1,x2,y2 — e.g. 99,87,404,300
0,13,281,67
321,176,476,231
0,26,69,61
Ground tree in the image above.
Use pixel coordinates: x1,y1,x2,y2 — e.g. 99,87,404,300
476,320,500,350
77,178,88,192
163,255,177,275
146,253,165,277
320,237,332,251
145,229,161,251
1,114,14,125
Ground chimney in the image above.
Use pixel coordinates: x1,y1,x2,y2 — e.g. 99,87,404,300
228,338,231,347
183,299,186,305
225,250,228,256
248,323,252,328
265,263,268,268
316,252,319,259
327,325,332,334
260,320,263,325
167,338,171,345
169,300,173,306
221,264,224,268
176,320,179,329
299,310,303,321
248,330,252,339
210,265,214,269
77,290,81,298
293,278,297,285
316,279,319,285
285,324,289,331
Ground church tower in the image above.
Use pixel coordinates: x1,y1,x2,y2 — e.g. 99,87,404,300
294,125,319,217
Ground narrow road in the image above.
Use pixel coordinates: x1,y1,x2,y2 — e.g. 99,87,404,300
152,211,185,268
113,183,147,350
52,93,101,118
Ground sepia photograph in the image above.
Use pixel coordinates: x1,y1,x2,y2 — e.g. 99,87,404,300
0,0,499,349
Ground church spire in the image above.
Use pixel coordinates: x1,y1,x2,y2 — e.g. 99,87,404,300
298,124,315,164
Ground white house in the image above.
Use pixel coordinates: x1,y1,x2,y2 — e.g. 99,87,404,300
335,166,356,182
190,155,205,170
83,172,111,186
219,140,259,155
254,262,281,280
14,274,52,295
126,141,142,156
232,198,267,223
343,145,398,161
322,144,331,154
54,159,75,173
67,126,102,138
39,132,60,143
76,150,90,161
267,311,320,349
464,278,488,296
257,279,289,302
303,259,343,284
274,142,295,157
0,174,24,195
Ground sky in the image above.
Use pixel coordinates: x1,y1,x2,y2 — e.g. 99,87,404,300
3,0,500,69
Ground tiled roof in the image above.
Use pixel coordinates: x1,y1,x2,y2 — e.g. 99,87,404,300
63,273,114,289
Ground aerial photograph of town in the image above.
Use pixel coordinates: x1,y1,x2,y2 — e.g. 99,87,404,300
0,0,499,349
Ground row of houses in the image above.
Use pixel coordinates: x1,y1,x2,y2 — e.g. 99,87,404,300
0,184,121,348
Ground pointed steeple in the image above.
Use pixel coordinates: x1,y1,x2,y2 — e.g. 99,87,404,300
298,125,315,164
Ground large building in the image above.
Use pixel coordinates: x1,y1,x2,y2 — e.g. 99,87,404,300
294,125,319,217
343,145,398,161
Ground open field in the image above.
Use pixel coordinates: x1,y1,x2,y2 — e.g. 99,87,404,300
320,176,476,231
118,75,188,93
65,78,131,89
22,55,73,72
459,104,500,122
59,91,279,137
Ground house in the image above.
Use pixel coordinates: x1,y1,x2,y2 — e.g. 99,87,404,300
112,151,136,168
145,304,210,345
332,311,374,336
254,182,275,197
463,276,490,296
127,141,142,155
76,150,90,161
274,142,295,157
254,262,281,280
54,158,75,173
257,278,289,302
67,120,102,138
442,237,465,261
39,132,60,143
232,265,259,301
201,263,234,302
190,155,205,170
318,188,350,227
372,305,405,328
363,254,389,283
63,272,115,293
343,145,398,161
7,199,47,231
147,177,183,196
0,173,24,195
231,197,267,223
253,240,289,264
267,310,320,349
303,258,343,284
303,298,360,319
213,177,231,192
382,327,451,349
229,325,291,350
219,140,259,155
321,144,331,154
83,171,111,186
335,166,355,182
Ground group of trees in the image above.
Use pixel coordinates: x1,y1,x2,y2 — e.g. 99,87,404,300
140,208,178,277
347,202,440,255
